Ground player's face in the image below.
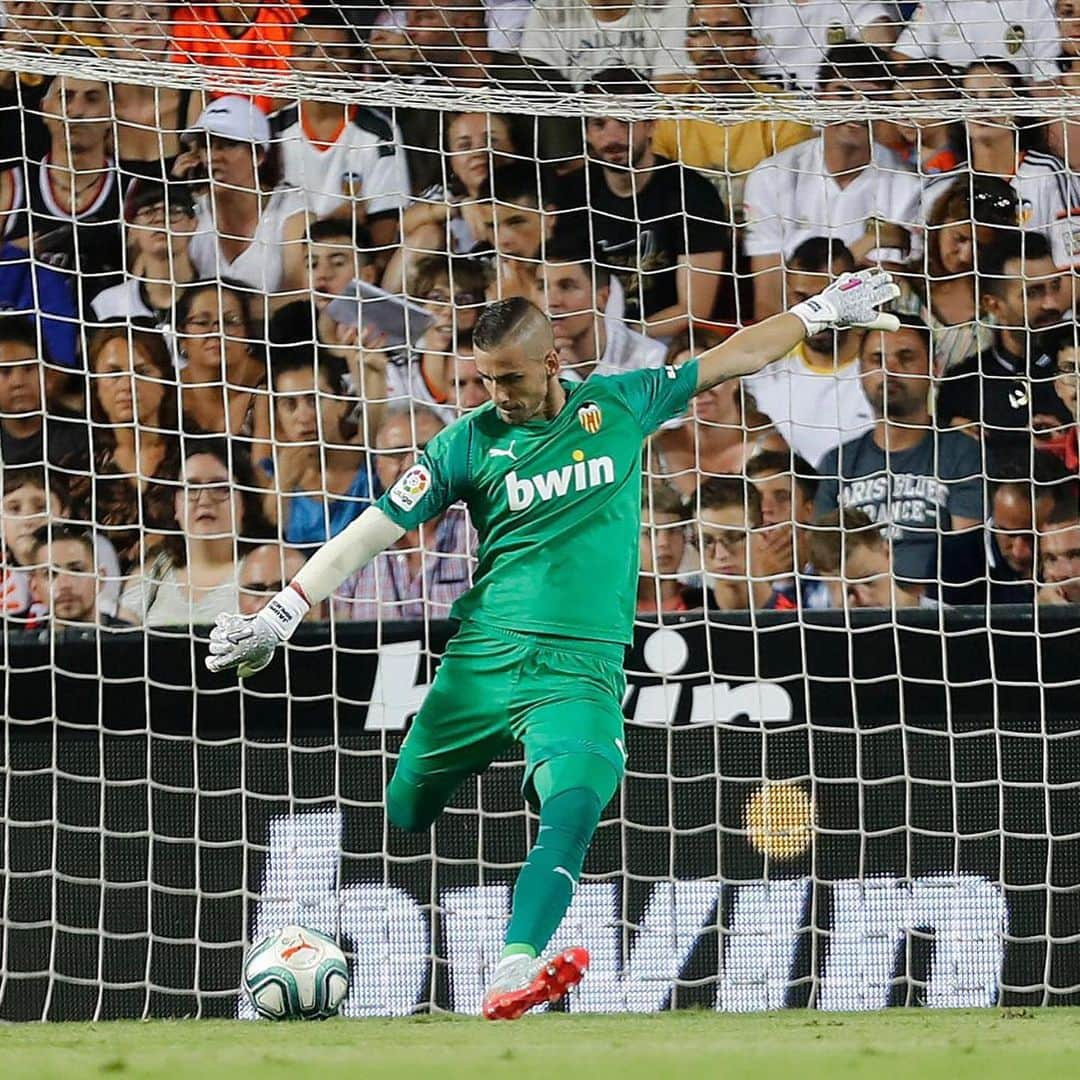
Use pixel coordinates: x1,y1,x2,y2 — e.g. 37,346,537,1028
32,538,99,622
474,341,558,425
700,505,749,578
640,509,686,576
859,327,931,420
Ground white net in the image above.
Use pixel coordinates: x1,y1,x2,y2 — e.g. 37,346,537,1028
2,0,1080,1021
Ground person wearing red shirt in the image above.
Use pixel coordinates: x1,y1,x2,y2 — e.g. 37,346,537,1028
171,2,308,112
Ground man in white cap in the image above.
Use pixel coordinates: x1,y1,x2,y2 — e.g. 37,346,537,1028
178,95,309,305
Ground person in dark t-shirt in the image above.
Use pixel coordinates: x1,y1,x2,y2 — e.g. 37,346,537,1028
935,232,1074,475
545,67,729,338
816,316,984,591
0,315,88,470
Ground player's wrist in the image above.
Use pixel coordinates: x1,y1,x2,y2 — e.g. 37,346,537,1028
258,583,310,642
788,295,838,337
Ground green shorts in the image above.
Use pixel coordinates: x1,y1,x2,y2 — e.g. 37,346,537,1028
395,621,627,806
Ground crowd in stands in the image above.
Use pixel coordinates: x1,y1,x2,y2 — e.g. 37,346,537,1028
2,0,1080,631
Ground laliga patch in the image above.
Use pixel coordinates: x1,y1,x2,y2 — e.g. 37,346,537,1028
578,401,602,434
390,464,430,510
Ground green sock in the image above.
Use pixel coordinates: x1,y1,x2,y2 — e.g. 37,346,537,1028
503,786,603,956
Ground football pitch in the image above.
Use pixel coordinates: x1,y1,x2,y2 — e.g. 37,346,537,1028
1,1010,1078,1079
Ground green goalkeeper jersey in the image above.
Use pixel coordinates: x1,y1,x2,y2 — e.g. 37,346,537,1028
376,360,700,645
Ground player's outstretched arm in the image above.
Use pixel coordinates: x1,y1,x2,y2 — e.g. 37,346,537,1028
693,270,901,395
205,506,406,677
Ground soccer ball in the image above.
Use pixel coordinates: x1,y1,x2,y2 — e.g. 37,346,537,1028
242,925,350,1020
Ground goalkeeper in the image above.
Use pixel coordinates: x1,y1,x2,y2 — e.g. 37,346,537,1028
207,271,899,1020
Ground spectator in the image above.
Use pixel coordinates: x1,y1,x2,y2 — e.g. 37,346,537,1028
1058,0,1080,65
396,111,530,284
548,66,729,337
96,1,203,180
6,70,124,308
174,280,269,439
376,254,490,426
72,323,180,570
0,464,62,617
892,0,1060,83
742,237,875,469
401,0,576,190
178,96,308,302
639,482,701,615
238,542,324,618
366,6,423,79
333,404,472,620
742,44,923,319
120,438,272,626
276,8,409,250
90,179,201,327
1041,67,1080,176
0,242,78,368
536,234,667,379
698,475,763,610
815,317,984,593
893,175,1018,375
264,348,372,547
748,0,899,92
27,523,130,627
0,1,54,167
304,218,380,355
888,60,963,177
746,450,832,610
650,327,788,494
170,0,306,114
0,315,89,468
1049,324,1080,468
1037,508,1080,603
452,350,489,412
475,162,550,301
926,59,1080,268
520,0,688,86
808,507,924,609
652,0,814,215
935,231,1074,473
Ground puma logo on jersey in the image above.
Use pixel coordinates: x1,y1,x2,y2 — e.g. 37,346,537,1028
505,453,616,511
488,441,518,461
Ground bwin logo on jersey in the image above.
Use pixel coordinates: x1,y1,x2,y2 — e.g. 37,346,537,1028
505,451,616,511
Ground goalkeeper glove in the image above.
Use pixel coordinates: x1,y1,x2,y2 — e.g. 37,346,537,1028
789,269,901,336
205,584,310,677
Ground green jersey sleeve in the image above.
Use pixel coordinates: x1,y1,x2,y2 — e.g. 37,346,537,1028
606,359,700,435
375,420,470,530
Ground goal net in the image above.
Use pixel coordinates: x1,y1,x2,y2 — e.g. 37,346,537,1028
2,0,1080,1020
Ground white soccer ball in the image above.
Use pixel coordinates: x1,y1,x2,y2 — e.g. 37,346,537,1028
242,925,350,1020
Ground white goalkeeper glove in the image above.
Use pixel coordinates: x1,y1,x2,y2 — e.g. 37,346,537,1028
205,584,310,677
789,269,901,336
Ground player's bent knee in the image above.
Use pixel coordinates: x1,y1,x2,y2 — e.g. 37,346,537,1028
385,777,439,834
532,752,621,810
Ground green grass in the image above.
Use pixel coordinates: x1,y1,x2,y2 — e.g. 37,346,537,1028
0,1010,1077,1079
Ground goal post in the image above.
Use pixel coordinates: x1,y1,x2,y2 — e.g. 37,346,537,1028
1,0,1080,1020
